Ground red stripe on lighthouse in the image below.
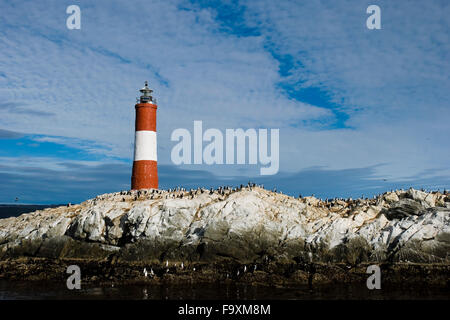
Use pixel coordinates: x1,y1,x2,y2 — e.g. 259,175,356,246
135,103,157,131
131,160,158,190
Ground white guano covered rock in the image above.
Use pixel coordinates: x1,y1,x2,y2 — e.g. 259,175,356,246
0,187,449,263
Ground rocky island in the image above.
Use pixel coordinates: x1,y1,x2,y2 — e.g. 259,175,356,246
0,186,449,288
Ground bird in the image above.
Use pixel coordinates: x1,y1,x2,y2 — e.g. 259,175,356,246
254,265,257,271
143,288,148,299
237,270,240,276
166,260,169,267
143,268,148,277
181,262,184,269
150,268,154,276
193,267,196,271
243,266,247,273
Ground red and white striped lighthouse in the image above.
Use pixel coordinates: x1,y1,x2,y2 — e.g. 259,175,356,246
131,81,158,190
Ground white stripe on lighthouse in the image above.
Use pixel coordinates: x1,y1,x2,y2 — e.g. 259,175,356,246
134,130,157,161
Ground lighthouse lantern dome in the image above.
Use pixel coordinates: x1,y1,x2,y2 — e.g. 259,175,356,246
139,81,154,103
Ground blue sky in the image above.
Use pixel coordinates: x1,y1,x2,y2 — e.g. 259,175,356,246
0,0,449,204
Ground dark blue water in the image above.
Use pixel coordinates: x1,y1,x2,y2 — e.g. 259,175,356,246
0,280,448,300
0,204,64,219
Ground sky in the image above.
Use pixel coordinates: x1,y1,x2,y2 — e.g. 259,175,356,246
0,0,449,204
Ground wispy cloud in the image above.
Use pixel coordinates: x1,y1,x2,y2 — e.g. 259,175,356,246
30,135,117,158
0,101,54,117
0,128,23,139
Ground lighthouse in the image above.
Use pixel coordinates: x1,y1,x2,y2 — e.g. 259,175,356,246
131,81,158,190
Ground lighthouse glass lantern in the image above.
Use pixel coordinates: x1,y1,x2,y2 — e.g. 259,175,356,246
139,81,153,103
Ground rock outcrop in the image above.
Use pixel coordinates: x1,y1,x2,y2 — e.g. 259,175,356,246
1,187,449,266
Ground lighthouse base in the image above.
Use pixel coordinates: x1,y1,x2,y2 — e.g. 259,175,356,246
131,160,158,190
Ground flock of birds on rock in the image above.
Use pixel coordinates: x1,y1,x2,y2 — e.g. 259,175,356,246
142,260,261,280
90,185,448,209
93,182,265,202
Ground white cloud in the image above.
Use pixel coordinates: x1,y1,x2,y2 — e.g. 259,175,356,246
237,0,450,179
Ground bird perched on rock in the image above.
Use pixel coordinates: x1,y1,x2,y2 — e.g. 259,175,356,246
143,268,148,277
